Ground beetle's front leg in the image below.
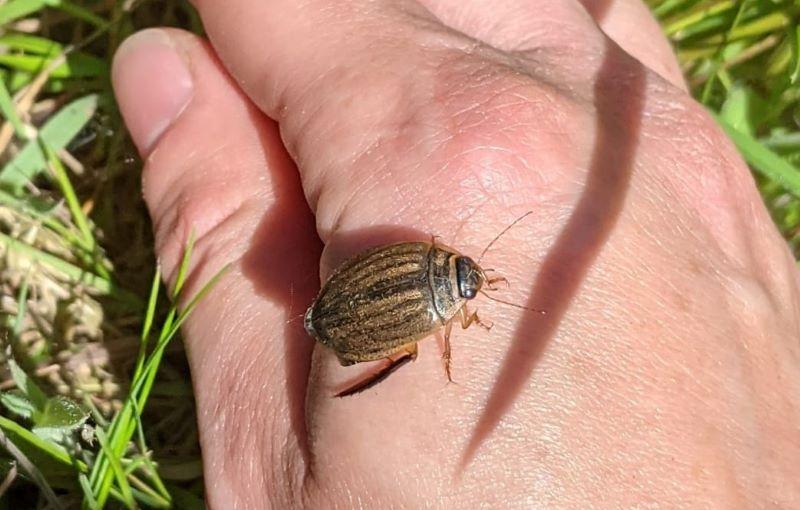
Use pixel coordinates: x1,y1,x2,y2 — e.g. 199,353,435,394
459,305,493,331
481,269,509,291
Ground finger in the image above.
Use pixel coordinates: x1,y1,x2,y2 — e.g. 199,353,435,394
419,0,686,91
579,0,686,90
418,0,604,51
112,28,320,507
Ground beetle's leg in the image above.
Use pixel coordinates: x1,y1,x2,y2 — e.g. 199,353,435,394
484,272,509,291
406,342,418,361
480,268,509,291
335,348,416,398
442,319,454,382
460,305,493,331
486,276,509,290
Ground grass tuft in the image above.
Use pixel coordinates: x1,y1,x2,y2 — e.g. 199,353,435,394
0,1,216,507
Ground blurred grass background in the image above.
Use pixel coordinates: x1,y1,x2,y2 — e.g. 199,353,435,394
0,0,797,507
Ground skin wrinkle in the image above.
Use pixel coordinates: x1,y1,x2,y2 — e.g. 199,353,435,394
320,162,387,240
146,137,272,255
143,107,272,207
196,301,269,505
417,0,598,55
440,57,582,139
154,192,241,269
197,278,310,507
292,69,438,222
218,322,286,505
326,101,452,232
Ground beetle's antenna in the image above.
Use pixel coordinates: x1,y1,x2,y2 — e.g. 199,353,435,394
480,290,546,315
477,211,533,264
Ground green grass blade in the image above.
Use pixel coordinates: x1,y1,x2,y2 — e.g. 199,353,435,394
130,397,171,502
792,24,800,83
0,53,107,79
93,427,135,509
41,142,95,250
54,0,106,27
0,0,46,25
0,94,98,191
0,77,27,139
0,232,137,304
90,262,228,508
664,0,735,36
761,131,800,150
715,114,800,198
11,273,30,337
0,188,93,253
172,231,196,299
78,474,100,510
133,267,161,382
654,0,701,18
0,416,84,472
0,0,106,27
728,11,791,40
127,487,172,508
6,358,47,411
136,263,231,408
0,425,64,510
0,33,62,55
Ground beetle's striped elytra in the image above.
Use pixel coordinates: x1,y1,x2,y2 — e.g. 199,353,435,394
304,212,538,397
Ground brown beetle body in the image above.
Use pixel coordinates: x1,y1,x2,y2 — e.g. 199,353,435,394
305,213,534,397
304,241,467,365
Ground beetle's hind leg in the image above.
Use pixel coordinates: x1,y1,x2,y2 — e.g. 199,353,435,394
442,319,454,382
335,344,418,398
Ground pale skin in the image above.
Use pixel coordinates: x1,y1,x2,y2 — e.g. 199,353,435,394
111,0,800,508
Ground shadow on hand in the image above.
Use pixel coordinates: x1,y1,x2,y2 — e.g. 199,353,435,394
238,112,323,474
460,41,647,470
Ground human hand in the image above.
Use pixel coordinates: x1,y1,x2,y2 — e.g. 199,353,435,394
112,0,800,507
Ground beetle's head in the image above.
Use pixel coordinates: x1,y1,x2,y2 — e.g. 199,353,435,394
456,256,484,300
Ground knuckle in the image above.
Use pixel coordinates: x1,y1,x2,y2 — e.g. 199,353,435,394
152,187,256,287
145,154,265,287
423,49,591,195
647,91,754,203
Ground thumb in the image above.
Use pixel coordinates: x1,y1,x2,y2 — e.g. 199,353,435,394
112,28,320,507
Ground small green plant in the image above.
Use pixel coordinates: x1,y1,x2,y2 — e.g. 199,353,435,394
0,2,212,507
0,233,224,508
